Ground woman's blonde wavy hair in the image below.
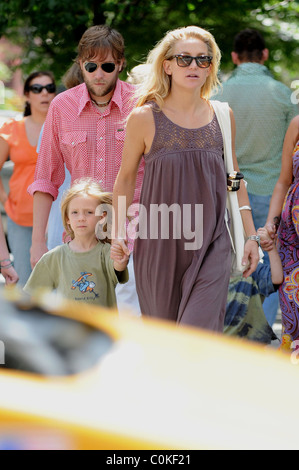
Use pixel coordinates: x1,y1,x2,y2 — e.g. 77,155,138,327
136,25,221,109
61,178,112,244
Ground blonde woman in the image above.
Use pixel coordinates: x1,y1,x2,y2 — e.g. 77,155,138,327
24,178,128,308
112,26,259,331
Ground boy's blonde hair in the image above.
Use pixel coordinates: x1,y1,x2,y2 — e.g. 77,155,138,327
61,178,112,243
136,25,221,109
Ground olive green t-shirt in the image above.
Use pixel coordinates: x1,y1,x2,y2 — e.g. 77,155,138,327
24,242,128,308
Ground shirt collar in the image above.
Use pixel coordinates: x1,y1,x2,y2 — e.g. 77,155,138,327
232,62,272,78
110,79,123,113
78,83,91,115
78,80,123,116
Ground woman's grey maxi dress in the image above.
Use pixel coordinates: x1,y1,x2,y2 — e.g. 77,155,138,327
134,105,231,331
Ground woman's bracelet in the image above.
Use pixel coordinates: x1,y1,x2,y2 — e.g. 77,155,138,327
0,259,14,270
239,205,252,211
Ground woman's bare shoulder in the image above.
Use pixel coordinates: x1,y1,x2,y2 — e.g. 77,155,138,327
127,104,155,132
129,103,154,120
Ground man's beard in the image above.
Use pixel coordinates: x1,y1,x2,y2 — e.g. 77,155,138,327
85,79,116,99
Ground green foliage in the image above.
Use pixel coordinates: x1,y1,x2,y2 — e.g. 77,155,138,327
0,0,297,85
0,62,12,82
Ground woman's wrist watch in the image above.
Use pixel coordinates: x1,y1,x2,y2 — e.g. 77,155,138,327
247,235,261,247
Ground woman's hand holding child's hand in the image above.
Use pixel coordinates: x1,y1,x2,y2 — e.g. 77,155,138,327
111,239,130,271
258,226,274,251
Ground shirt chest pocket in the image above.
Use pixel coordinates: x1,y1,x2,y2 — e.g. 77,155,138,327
114,126,126,155
61,131,88,164
115,127,125,141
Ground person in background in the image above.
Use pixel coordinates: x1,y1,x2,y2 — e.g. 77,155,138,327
28,25,144,316
112,25,259,331
214,28,299,326
0,215,18,285
225,227,283,344
24,178,128,307
265,116,299,351
0,71,56,285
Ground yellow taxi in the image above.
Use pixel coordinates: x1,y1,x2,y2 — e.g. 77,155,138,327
0,287,298,450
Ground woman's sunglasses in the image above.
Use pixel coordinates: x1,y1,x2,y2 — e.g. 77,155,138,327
169,55,213,68
28,83,56,94
84,62,116,74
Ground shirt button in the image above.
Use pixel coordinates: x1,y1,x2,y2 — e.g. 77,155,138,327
100,158,103,162
99,180,102,183
72,142,75,146
99,137,103,140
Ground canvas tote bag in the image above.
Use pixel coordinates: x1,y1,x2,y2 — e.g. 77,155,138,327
210,100,246,276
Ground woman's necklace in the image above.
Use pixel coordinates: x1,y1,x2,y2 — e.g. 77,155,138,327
91,97,112,108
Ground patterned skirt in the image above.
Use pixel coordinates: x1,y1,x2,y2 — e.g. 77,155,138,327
278,181,299,341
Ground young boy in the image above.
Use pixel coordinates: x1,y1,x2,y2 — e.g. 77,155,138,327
225,227,283,343
24,179,129,309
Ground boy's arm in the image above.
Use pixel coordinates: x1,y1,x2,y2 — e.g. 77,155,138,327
267,248,283,286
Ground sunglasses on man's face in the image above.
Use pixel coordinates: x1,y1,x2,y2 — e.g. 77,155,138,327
84,62,117,74
28,83,56,94
169,55,213,68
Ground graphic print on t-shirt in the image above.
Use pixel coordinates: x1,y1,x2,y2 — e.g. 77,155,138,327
71,272,99,299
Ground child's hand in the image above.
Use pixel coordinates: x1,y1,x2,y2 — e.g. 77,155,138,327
265,221,276,240
111,239,129,270
1,265,19,285
111,243,129,263
257,227,274,251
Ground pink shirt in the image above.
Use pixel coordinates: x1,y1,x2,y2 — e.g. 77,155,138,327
28,80,144,208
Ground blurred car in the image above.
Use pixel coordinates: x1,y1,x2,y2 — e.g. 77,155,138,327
0,287,298,450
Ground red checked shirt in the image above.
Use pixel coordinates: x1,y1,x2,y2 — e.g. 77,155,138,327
28,79,144,207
